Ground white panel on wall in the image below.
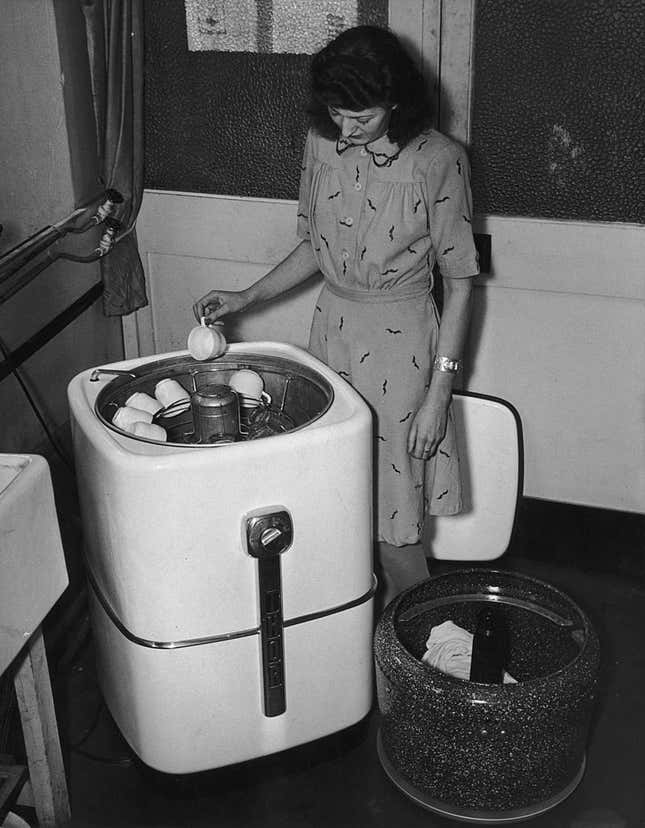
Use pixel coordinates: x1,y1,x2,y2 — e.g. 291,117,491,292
466,286,645,513
472,216,644,302
146,252,321,353
128,190,645,512
465,215,645,513
126,191,322,358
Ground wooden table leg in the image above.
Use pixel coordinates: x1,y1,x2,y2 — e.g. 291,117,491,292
13,626,71,827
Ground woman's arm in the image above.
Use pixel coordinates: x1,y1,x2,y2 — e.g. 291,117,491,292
427,275,473,405
408,137,479,459
407,275,474,459
193,239,319,323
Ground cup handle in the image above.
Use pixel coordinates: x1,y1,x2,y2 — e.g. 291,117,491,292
200,315,225,331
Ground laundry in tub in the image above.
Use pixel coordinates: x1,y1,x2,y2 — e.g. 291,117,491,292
422,620,517,683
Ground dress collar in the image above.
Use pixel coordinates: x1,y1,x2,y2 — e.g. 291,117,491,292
335,133,401,167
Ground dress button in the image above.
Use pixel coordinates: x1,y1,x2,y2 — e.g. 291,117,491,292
360,148,368,156
345,216,354,226
354,182,362,191
342,250,350,259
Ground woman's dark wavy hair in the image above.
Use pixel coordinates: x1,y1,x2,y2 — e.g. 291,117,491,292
308,25,434,148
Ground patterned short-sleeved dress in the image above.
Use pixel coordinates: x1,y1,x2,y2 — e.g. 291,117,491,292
297,128,479,547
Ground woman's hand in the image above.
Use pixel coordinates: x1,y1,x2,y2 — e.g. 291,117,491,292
192,240,319,325
407,397,450,460
407,274,473,460
193,289,250,324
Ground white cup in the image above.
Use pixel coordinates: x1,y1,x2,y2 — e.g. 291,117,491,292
125,392,163,415
154,378,191,409
229,369,264,401
187,319,227,361
112,405,154,432
131,421,168,442
237,390,272,411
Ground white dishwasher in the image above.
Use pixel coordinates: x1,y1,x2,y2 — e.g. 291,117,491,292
68,341,375,773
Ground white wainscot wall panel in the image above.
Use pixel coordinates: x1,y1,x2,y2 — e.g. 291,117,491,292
126,192,645,512
466,286,644,512
466,216,645,513
125,191,323,356
145,252,321,354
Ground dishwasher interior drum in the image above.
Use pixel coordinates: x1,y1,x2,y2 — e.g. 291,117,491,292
68,342,375,774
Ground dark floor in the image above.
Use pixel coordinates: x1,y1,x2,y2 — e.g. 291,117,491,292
12,478,645,827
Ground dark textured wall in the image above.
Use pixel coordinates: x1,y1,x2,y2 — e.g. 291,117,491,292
143,0,387,199
470,0,644,222
145,1,643,223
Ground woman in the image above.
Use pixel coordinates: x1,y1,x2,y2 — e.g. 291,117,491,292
194,25,479,606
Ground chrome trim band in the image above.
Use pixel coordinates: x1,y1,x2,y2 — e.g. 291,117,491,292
283,575,378,628
87,569,377,650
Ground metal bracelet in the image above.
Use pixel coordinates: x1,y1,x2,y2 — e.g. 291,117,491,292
432,355,461,374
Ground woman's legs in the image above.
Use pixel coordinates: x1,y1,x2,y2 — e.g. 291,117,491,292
375,541,430,613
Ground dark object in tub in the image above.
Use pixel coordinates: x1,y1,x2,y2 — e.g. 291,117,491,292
246,404,295,440
469,605,509,684
374,569,600,823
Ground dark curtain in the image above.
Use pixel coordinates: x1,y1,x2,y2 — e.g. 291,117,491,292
82,0,147,316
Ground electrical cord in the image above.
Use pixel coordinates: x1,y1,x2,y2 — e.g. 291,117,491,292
66,698,133,766
68,699,133,767
72,745,133,767
67,695,105,751
0,331,74,472
59,648,133,767
67,687,134,767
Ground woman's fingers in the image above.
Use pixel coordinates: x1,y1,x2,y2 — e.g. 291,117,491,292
408,407,446,459
203,303,227,324
200,299,217,322
193,292,223,323
408,422,432,458
194,289,250,324
407,421,418,455
412,439,437,460
192,294,210,322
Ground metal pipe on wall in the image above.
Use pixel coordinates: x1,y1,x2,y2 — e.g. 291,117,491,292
0,190,122,287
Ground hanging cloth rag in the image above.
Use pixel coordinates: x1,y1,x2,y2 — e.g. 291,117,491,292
83,0,148,316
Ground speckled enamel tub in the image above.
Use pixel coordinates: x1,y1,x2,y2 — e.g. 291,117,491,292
374,569,600,824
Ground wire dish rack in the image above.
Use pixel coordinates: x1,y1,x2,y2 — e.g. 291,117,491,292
93,352,334,447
